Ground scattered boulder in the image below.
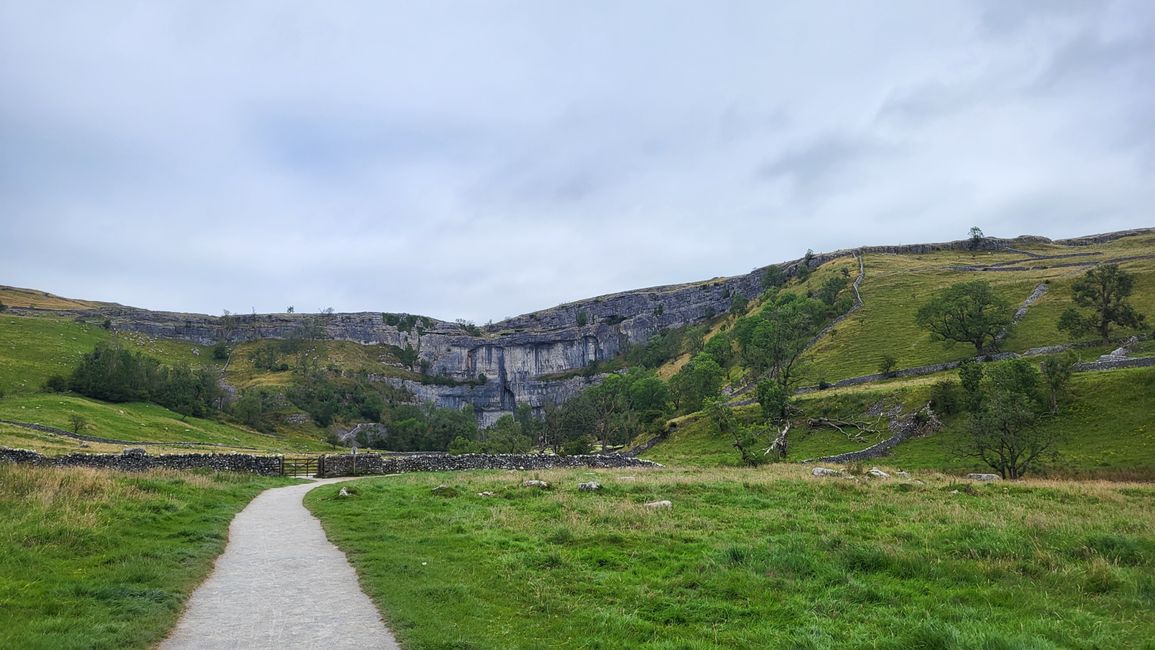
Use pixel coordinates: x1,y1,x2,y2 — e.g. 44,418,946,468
644,500,672,510
896,471,911,479
477,491,496,497
811,467,842,477
431,484,460,497
579,481,602,492
122,448,147,457
867,467,890,479
338,487,350,498
521,479,550,489
966,473,1001,481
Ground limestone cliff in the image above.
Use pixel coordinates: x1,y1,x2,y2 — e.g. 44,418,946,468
12,228,1150,422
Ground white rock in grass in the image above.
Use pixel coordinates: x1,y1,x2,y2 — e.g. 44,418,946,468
896,471,911,479
477,491,496,497
521,479,550,489
338,487,349,498
579,481,602,492
868,468,890,479
644,500,672,510
811,467,842,477
966,473,1001,481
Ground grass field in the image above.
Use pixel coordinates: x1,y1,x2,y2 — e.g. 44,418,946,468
0,465,296,649
308,467,1155,649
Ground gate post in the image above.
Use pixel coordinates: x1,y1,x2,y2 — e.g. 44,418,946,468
279,455,285,476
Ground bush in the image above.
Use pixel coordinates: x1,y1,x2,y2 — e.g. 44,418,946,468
211,341,230,361
929,380,963,415
42,375,69,393
560,436,592,456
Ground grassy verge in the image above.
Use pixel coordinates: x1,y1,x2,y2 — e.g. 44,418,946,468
309,468,1155,649
0,465,296,649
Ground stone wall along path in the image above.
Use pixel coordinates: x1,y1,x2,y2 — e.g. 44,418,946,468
161,478,399,650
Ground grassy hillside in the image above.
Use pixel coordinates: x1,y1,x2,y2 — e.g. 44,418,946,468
643,366,1155,479
802,232,1155,384
308,467,1155,649
0,313,215,395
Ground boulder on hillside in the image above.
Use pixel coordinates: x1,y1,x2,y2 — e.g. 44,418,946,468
644,500,672,510
966,473,1001,481
868,467,890,479
811,467,842,477
578,481,602,492
521,479,550,489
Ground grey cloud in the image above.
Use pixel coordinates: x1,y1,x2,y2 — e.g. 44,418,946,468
758,135,893,195
2,1,1153,323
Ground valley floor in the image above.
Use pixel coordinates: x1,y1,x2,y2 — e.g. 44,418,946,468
306,466,1155,650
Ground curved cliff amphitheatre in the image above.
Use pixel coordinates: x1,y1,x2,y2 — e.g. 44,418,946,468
2,227,1155,648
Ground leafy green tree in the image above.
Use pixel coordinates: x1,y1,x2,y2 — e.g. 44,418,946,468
1057,264,1146,342
762,265,785,290
878,354,897,377
962,359,1058,479
815,274,848,306
958,359,984,412
737,295,827,390
915,280,1012,354
756,379,789,422
670,353,724,413
1040,352,1077,415
69,414,89,434
626,373,671,423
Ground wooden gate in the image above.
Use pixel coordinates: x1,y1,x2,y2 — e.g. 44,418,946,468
282,456,322,478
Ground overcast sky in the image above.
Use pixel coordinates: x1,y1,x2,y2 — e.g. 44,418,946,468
2,1,1152,322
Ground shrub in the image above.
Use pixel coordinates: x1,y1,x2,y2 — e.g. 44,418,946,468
928,380,962,415
42,375,69,393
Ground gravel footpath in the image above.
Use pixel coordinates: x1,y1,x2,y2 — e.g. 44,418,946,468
161,478,400,650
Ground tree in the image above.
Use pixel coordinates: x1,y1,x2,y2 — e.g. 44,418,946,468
1040,352,1076,415
1057,264,1146,342
286,306,295,313
670,353,724,413
968,392,1054,479
877,354,897,378
69,414,89,435
762,265,785,290
738,295,827,390
960,359,1058,479
915,280,1012,354
968,226,984,248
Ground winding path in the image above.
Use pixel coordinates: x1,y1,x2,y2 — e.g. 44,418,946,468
162,478,399,650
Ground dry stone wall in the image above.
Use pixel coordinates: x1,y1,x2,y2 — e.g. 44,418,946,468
318,452,660,478
0,447,282,474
